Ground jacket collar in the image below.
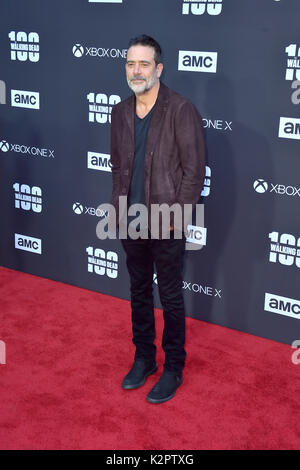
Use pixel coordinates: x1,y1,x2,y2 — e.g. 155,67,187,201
124,81,169,147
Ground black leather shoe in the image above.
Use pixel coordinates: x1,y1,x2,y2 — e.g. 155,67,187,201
122,359,158,390
146,370,183,404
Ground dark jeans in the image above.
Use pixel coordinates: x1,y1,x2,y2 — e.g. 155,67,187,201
121,231,186,375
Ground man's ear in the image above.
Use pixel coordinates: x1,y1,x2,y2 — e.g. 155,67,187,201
157,63,164,79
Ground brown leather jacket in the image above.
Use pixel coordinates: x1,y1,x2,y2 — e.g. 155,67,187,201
110,81,206,234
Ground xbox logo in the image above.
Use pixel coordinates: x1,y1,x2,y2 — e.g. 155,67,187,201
73,202,84,214
73,44,84,58
253,179,268,193
0,140,9,152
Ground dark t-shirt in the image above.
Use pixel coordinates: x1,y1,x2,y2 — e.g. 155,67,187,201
127,106,154,228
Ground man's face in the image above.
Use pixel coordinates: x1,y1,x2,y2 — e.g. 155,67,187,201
126,45,163,95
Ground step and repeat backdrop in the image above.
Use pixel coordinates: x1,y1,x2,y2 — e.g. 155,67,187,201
0,0,299,344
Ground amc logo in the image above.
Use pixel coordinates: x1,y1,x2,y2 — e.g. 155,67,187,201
186,225,207,245
278,117,300,140
265,293,300,320
15,234,42,254
178,50,218,73
87,151,112,172
11,89,40,109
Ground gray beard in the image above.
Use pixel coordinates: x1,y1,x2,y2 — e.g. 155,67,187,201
127,73,158,95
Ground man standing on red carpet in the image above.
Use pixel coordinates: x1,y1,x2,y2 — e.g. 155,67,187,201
110,35,205,403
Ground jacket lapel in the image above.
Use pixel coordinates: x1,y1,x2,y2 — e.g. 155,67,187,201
119,83,170,210
124,94,135,149
145,82,169,156
123,82,169,152
143,83,169,207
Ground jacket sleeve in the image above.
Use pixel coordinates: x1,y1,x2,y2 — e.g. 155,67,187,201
174,100,206,208
110,106,121,206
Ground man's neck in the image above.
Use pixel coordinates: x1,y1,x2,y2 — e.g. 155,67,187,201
135,81,160,117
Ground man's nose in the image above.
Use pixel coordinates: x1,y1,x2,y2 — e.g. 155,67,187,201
133,63,141,75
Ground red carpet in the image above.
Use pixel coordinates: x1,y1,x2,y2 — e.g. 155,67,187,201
0,266,299,450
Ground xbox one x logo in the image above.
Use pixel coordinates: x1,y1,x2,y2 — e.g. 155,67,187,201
0,140,9,152
73,44,84,58
73,202,84,214
253,179,268,193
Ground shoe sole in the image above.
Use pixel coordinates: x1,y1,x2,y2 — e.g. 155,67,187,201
122,364,158,390
146,377,183,404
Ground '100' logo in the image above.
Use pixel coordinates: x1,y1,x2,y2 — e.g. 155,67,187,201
285,44,300,81
9,31,39,62
269,231,300,268
182,0,223,16
13,183,42,212
86,247,118,278
87,93,121,124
